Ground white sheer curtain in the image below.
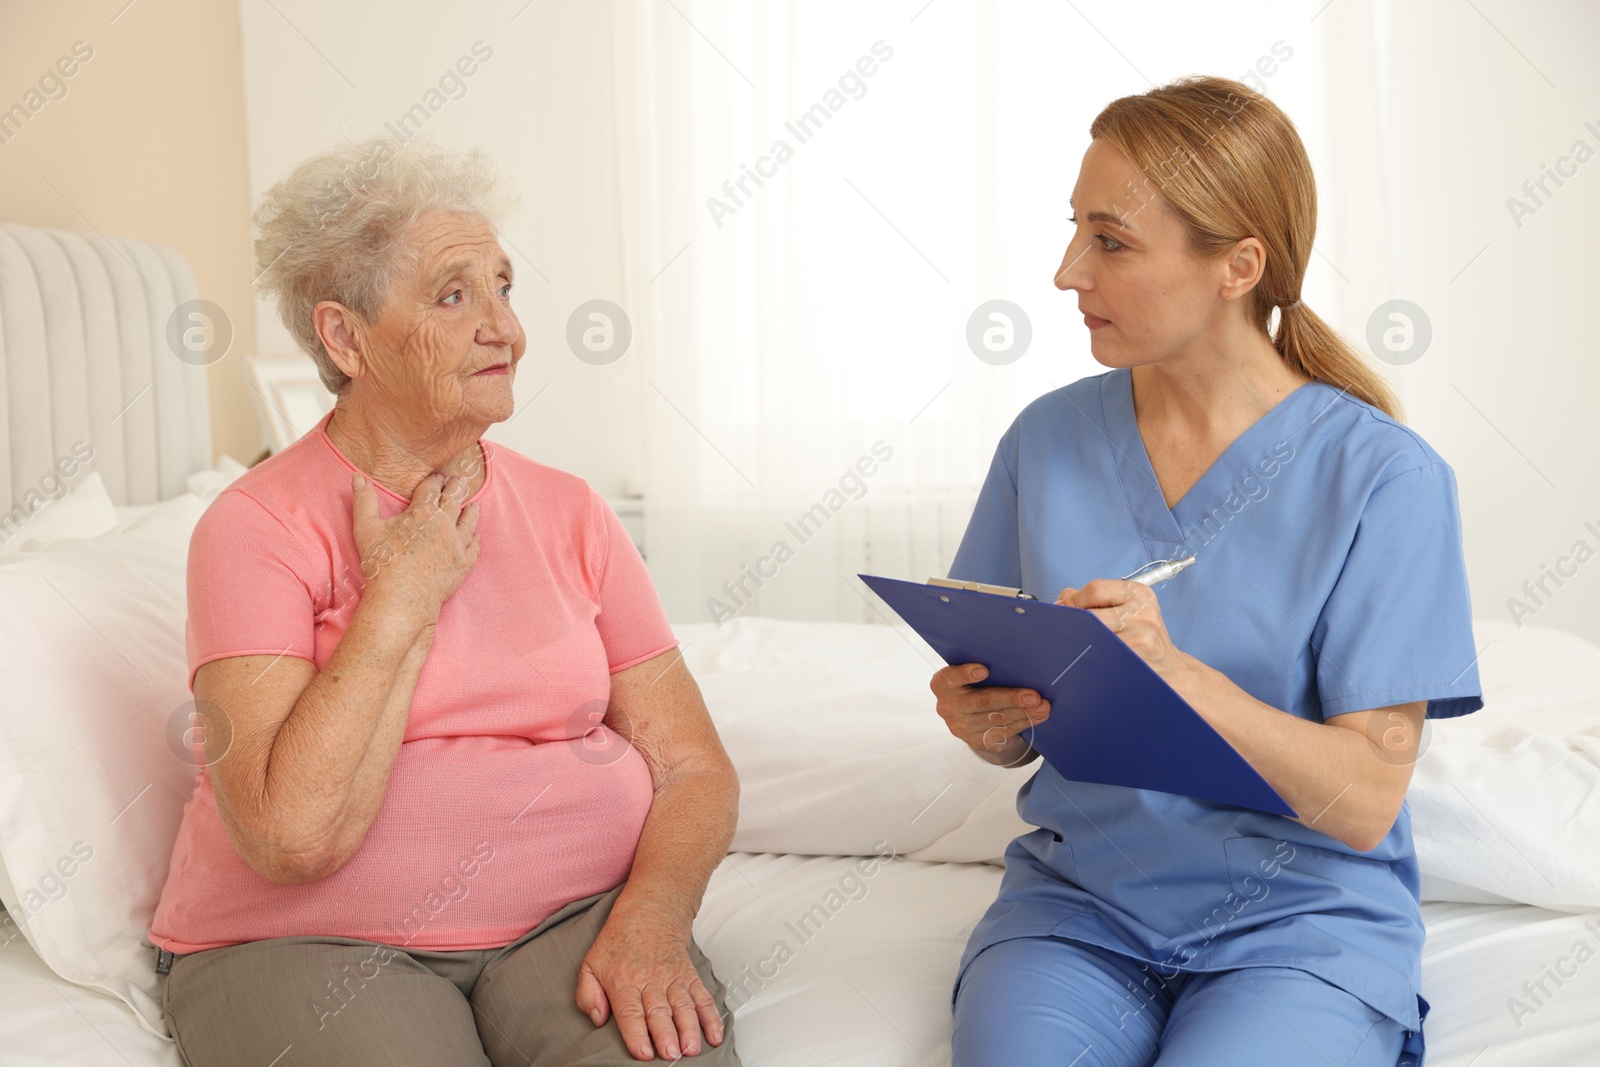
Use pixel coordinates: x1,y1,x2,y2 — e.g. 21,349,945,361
609,0,1387,626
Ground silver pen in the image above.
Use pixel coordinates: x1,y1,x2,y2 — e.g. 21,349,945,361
1122,555,1196,586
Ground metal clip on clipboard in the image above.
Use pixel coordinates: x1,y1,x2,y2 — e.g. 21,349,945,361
925,556,1195,603
926,577,1037,600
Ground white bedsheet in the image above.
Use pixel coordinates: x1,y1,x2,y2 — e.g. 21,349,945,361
0,912,180,1067
4,857,1597,1066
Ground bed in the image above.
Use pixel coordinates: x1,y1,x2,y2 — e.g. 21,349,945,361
7,861,1600,1067
1,224,1597,1065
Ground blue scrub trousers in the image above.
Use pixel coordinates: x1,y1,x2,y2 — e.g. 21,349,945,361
952,936,1407,1067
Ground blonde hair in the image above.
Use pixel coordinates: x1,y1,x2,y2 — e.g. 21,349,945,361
1090,75,1402,421
252,136,518,393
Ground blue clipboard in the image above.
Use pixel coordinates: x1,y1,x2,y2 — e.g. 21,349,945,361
860,573,1297,818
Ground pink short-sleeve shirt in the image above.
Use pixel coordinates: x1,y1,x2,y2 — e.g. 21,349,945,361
149,412,676,953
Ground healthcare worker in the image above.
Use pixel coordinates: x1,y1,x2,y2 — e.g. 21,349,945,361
936,75,1481,1067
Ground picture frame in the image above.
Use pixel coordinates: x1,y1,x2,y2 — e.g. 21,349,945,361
244,355,336,454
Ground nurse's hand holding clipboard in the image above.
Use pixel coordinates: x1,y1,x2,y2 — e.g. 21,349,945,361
930,557,1198,768
930,660,1052,769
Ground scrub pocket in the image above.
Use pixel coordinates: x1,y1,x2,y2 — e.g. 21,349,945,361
1039,831,1081,887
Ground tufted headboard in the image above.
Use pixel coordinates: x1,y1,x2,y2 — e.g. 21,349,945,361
0,222,213,507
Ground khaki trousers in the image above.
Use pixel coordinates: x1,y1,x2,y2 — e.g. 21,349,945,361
158,883,740,1066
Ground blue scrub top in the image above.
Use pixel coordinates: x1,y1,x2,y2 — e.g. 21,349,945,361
950,367,1483,1038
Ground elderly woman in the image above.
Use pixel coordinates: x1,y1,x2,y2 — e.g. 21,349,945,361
149,138,741,1066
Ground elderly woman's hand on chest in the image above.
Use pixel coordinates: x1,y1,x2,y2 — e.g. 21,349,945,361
351,470,480,620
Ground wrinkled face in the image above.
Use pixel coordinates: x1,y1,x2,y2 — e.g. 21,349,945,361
360,211,525,432
1054,139,1235,367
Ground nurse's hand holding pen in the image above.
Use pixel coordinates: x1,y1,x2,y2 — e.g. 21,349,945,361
1053,562,1204,692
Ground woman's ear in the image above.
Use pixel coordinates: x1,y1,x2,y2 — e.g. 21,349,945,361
1219,236,1268,304
311,301,366,382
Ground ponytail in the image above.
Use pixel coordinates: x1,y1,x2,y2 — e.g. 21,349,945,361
1274,302,1403,421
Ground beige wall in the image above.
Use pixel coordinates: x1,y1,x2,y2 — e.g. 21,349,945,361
0,0,258,465
236,0,642,498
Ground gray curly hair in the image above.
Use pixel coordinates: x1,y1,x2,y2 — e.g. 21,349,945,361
252,136,519,394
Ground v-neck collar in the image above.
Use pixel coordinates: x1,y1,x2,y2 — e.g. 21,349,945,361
1100,366,1325,556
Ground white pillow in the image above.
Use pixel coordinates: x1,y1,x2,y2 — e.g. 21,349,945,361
0,483,217,1037
1408,620,1600,912
105,457,250,535
0,470,119,556
184,455,249,504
